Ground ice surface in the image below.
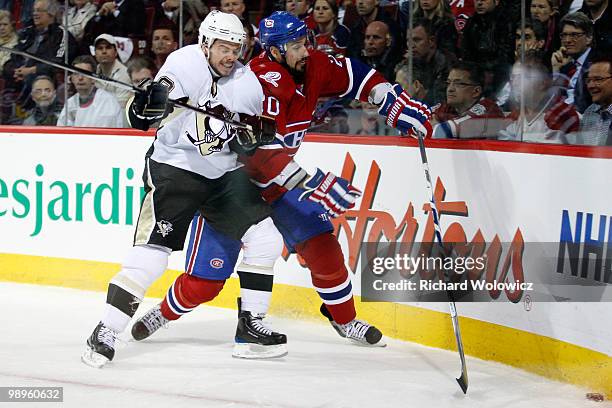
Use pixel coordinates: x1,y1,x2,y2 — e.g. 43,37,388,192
0,283,605,408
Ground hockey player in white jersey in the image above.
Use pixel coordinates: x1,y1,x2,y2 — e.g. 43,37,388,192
81,11,286,368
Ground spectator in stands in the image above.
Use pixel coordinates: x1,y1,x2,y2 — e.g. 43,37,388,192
496,19,547,106
220,0,247,19
460,0,514,96
576,54,612,145
400,0,458,59
395,64,430,103
82,0,145,49
151,25,178,69
287,0,314,27
346,0,402,60
515,18,547,61
433,61,507,139
239,19,261,64
0,10,17,73
2,0,78,108
21,75,62,125
126,55,156,86
359,21,398,81
355,103,397,136
551,12,593,113
579,0,611,52
58,55,124,128
530,0,561,59
397,19,449,106
152,0,208,46
499,52,579,143
65,0,97,43
92,33,130,107
313,0,350,57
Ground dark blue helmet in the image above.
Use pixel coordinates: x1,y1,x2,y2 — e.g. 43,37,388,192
258,11,307,55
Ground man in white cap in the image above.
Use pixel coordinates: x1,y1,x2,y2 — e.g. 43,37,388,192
92,33,131,106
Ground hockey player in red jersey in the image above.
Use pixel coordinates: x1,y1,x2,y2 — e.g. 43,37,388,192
132,11,432,357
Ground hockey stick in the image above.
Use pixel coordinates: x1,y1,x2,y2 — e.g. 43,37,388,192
414,130,469,394
0,46,254,131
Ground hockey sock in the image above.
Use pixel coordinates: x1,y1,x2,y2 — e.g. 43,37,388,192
160,273,225,320
102,244,171,333
238,217,282,315
295,233,356,324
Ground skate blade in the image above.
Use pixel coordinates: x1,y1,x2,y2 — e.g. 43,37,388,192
232,343,288,359
349,337,387,348
81,347,111,368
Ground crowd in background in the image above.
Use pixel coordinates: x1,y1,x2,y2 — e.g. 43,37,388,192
0,0,609,145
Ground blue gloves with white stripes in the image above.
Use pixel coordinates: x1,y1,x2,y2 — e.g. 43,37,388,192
299,168,362,218
378,84,432,136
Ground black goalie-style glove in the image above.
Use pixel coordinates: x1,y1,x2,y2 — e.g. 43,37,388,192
234,113,277,150
131,79,171,121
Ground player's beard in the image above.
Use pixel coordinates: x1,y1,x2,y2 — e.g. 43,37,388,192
287,57,308,84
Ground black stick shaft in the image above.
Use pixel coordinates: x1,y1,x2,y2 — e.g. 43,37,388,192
416,132,469,394
1,46,251,130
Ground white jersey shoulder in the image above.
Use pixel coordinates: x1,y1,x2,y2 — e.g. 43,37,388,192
151,46,265,180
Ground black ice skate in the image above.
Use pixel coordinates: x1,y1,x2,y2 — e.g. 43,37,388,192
233,298,288,359
81,322,118,368
131,304,169,341
320,304,386,347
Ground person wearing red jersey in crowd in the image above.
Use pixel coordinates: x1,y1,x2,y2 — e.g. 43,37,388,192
432,61,507,139
312,0,351,57
132,11,432,356
499,52,579,143
286,0,316,28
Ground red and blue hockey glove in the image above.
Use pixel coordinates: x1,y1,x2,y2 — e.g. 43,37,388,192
299,168,362,218
378,84,432,136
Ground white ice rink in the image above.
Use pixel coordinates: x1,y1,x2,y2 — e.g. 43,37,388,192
0,283,606,408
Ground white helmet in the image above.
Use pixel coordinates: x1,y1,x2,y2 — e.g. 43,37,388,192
198,10,246,49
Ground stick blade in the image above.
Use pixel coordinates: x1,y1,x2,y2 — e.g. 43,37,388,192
456,373,468,394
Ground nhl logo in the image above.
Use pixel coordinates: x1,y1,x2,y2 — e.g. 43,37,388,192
210,258,224,269
264,19,274,28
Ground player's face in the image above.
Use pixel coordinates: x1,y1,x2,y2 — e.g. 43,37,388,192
530,0,553,23
283,37,310,73
152,29,177,56
130,68,154,86
95,41,118,64
313,0,334,24
31,78,55,107
71,63,96,94
208,39,242,77
220,0,245,17
446,69,480,109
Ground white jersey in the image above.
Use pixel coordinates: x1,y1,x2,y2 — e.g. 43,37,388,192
150,45,264,180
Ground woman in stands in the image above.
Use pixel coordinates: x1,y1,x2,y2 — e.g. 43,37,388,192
312,0,350,57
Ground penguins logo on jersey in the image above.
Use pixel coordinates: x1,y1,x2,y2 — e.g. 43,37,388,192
191,101,238,156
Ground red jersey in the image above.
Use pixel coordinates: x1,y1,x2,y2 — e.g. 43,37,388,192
246,50,386,202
